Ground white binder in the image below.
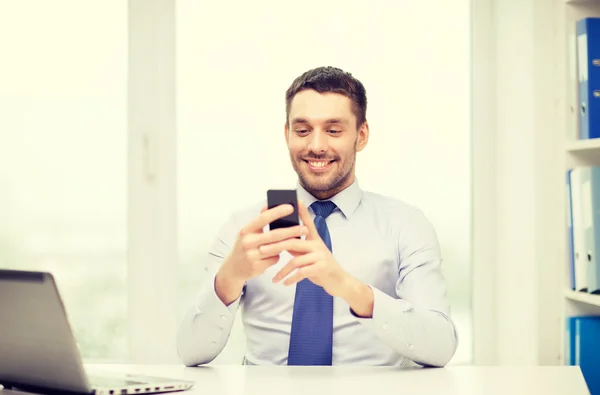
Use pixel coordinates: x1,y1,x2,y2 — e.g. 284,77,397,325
571,167,589,291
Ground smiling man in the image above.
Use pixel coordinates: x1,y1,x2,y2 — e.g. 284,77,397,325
176,66,458,367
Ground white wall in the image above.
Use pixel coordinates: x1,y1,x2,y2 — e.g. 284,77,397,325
176,0,472,364
471,0,564,365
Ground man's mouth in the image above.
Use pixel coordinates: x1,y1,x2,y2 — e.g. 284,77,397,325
303,159,335,172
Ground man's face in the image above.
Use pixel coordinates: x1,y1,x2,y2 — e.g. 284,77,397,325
285,89,368,199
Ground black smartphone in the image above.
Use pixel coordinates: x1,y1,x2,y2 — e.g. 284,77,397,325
267,189,300,231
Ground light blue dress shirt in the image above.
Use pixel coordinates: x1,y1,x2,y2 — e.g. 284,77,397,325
176,179,458,367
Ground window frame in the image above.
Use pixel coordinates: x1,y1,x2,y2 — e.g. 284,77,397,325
126,0,179,364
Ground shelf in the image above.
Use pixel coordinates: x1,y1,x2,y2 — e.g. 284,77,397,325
566,0,600,4
565,139,600,164
566,138,600,152
565,289,600,306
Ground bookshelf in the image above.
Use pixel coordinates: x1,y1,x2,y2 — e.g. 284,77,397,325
565,289,600,307
567,141,600,163
560,0,600,366
566,139,600,153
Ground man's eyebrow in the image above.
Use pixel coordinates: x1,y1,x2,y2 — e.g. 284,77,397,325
291,117,310,124
323,118,347,125
290,117,348,125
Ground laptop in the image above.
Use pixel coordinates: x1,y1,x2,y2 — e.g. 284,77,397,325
0,269,195,395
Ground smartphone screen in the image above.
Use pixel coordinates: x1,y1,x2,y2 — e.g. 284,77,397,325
267,189,300,231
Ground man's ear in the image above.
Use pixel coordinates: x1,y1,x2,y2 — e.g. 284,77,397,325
356,121,369,152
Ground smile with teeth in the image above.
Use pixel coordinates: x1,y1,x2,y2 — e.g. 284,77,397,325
305,159,335,172
308,161,330,168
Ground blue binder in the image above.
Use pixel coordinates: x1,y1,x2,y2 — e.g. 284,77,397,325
577,18,600,139
566,316,600,394
581,167,600,294
565,316,576,365
568,169,576,290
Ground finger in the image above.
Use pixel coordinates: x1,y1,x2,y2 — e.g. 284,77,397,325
259,238,313,257
283,265,317,286
258,225,307,246
245,249,279,268
241,225,307,252
298,200,319,240
260,205,268,213
256,255,280,271
245,248,262,262
243,204,295,233
272,252,319,283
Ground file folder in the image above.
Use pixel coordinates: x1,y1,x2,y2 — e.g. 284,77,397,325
567,169,576,290
571,168,589,291
577,18,600,139
565,316,576,365
581,166,600,294
565,316,600,394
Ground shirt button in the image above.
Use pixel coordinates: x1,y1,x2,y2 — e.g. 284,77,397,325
221,315,227,320
211,341,217,346
382,323,389,330
408,344,414,349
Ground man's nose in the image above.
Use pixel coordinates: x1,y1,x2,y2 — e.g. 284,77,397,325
308,130,328,153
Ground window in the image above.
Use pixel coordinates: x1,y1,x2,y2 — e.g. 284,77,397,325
1,0,472,365
0,1,127,360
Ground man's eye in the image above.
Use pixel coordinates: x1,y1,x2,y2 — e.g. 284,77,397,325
296,129,309,134
328,130,342,134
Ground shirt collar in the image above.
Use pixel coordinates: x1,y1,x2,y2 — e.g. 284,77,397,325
296,177,363,219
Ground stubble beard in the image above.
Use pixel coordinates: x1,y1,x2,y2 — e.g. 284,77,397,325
291,151,356,200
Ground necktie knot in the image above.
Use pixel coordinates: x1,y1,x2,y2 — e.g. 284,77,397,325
310,200,337,219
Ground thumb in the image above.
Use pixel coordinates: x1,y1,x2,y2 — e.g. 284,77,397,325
298,200,319,240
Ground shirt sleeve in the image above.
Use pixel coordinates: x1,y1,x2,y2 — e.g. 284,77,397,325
176,214,243,367
352,208,459,367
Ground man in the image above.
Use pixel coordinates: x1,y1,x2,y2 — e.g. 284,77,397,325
176,66,458,367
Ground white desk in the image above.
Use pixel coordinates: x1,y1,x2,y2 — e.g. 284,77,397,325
0,364,591,395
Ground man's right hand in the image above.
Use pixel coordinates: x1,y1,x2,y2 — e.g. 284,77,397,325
215,203,307,306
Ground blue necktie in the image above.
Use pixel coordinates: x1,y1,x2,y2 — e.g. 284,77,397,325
287,200,337,366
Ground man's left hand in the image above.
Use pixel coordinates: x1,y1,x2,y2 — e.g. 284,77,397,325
258,200,350,297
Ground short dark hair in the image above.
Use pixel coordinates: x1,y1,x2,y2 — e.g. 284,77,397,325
285,66,367,128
